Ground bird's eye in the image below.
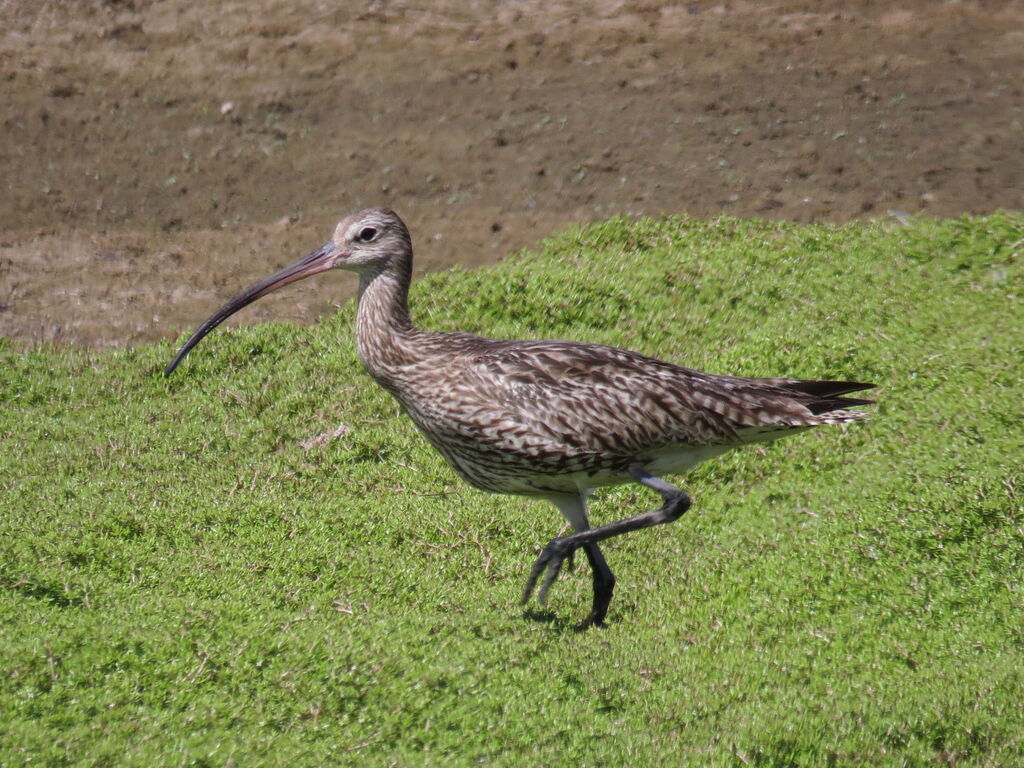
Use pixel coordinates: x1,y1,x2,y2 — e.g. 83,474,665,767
357,226,378,243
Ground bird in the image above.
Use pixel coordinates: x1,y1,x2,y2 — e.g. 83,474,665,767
165,207,873,627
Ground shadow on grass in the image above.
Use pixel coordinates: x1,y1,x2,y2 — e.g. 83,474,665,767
521,606,614,634
4,576,90,609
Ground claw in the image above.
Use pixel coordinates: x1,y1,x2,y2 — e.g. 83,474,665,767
520,537,575,606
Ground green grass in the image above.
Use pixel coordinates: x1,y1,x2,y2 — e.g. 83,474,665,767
2,212,1022,767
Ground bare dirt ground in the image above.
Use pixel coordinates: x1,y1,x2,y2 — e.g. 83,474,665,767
1,0,1021,348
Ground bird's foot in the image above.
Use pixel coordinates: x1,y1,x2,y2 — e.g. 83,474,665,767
521,536,577,608
576,613,607,632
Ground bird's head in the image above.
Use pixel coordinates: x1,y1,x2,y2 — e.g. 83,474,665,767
327,207,412,273
163,207,411,377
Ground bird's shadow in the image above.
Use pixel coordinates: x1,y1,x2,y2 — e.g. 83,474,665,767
521,607,607,634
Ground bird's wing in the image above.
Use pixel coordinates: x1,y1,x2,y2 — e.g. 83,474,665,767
441,338,871,455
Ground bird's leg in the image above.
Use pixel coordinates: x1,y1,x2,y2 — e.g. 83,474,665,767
582,542,615,627
522,469,691,624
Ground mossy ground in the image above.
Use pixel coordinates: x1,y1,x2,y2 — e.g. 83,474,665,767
2,213,1022,766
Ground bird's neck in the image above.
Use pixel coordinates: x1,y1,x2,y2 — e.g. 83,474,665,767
355,261,416,380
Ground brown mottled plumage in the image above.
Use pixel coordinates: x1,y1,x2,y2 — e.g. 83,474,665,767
166,208,873,626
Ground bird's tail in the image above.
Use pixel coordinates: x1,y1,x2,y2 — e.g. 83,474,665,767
785,378,874,422
744,377,875,425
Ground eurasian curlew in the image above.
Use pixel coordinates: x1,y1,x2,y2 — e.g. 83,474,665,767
165,208,873,626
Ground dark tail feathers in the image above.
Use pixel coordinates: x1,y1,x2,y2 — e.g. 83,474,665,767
784,379,875,414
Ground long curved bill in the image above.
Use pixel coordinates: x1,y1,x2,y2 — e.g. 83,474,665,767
164,241,339,377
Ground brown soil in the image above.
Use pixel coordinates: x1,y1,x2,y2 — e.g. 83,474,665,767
2,0,1022,348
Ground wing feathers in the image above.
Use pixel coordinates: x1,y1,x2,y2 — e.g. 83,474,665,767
464,339,873,443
